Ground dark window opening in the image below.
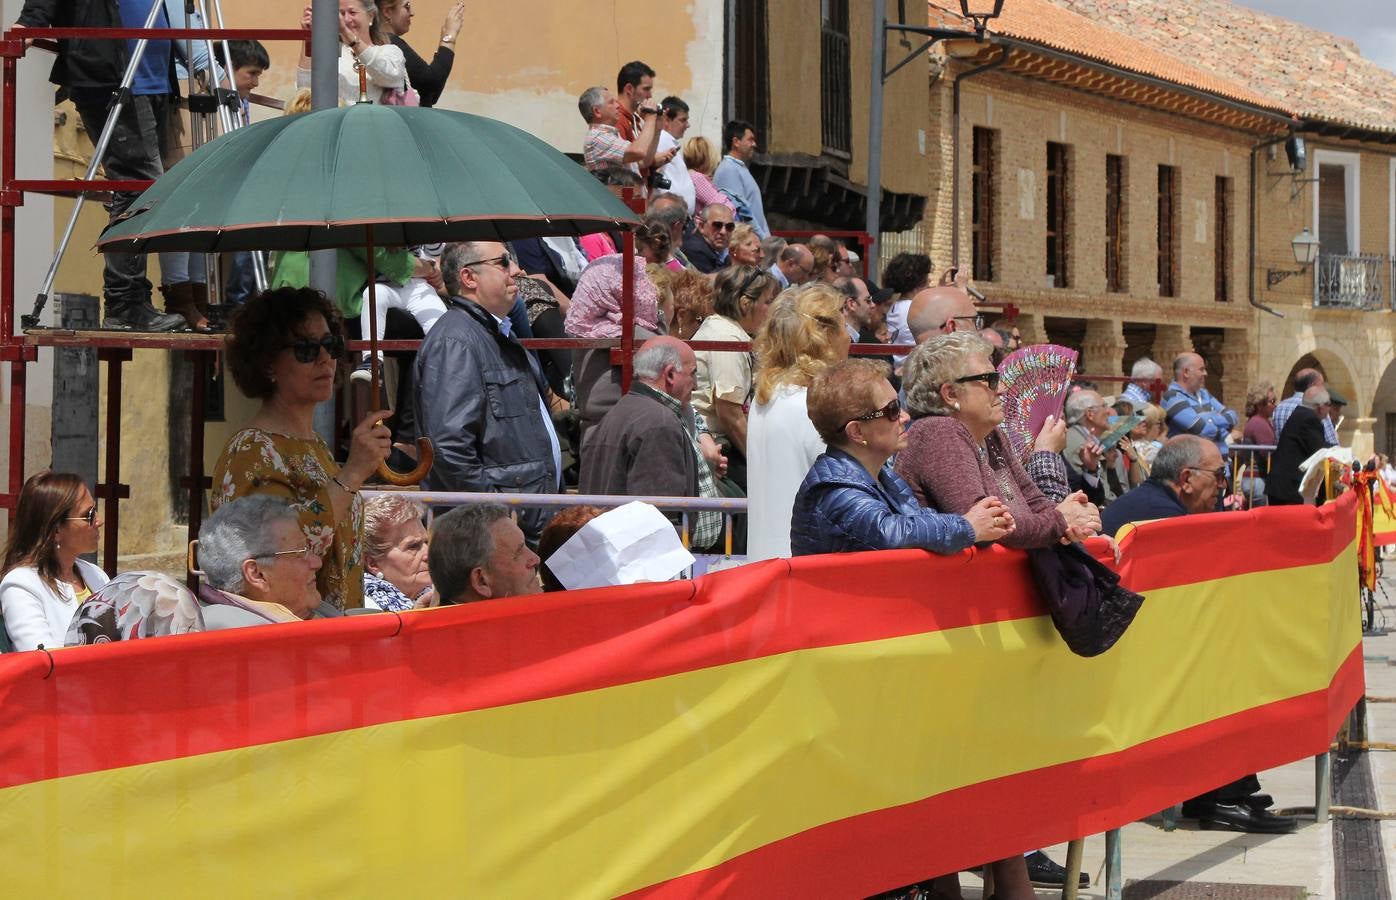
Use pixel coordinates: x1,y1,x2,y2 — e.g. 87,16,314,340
820,0,851,154
1157,164,1179,297
972,127,997,282
1106,154,1126,293
1046,142,1070,288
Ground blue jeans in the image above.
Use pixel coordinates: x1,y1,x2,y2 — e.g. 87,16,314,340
223,251,258,305
72,91,168,312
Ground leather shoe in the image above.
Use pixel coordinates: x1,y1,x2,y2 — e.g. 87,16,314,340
1025,850,1090,888
1244,793,1274,811
1198,803,1297,834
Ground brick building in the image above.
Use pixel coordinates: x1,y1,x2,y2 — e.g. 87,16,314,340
923,0,1301,408
1053,0,1396,454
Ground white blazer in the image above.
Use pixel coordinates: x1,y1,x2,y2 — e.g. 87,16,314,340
1,560,109,652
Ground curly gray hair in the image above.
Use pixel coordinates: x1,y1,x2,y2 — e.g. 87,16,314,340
363,494,427,560
198,496,300,595
902,331,994,418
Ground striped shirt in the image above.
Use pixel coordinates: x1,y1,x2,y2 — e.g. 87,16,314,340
1161,381,1238,459
1271,392,1339,447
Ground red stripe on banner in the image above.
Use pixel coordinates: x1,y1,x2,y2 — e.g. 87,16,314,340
1115,494,1355,591
0,548,1039,789
623,645,1366,900
1374,531,1396,547
0,501,1355,790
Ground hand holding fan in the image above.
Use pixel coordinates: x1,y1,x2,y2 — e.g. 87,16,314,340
997,344,1079,461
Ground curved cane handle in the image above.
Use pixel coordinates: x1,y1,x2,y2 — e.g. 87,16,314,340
376,436,434,487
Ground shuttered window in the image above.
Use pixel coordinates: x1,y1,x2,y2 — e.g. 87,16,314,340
1215,176,1231,302
1157,164,1179,297
972,127,997,282
1046,142,1070,288
1106,154,1126,293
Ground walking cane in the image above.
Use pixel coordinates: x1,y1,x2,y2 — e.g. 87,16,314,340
351,63,432,486
23,0,169,329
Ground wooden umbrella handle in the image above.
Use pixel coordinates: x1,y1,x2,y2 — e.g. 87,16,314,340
376,436,434,486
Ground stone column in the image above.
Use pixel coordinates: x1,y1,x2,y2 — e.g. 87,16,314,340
1218,327,1254,411
1349,417,1375,458
1081,318,1126,384
1151,324,1193,374
1015,311,1047,346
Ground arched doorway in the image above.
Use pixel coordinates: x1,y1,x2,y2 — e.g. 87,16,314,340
1370,358,1396,457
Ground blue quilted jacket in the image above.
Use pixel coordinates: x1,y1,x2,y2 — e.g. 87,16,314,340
790,448,976,557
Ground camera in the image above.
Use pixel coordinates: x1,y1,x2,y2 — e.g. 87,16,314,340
647,170,671,191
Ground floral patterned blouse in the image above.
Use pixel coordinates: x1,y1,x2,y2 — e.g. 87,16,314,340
212,429,364,610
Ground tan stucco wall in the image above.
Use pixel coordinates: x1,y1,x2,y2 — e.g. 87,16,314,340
764,0,929,197
228,0,727,152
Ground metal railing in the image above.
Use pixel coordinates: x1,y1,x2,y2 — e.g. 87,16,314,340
820,26,851,154
365,490,749,562
1314,252,1387,310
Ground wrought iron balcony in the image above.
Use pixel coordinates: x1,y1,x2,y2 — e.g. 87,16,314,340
1313,252,1387,310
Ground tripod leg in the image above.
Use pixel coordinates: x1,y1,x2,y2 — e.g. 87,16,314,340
26,0,171,328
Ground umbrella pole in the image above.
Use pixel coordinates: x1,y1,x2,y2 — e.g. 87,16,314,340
366,226,382,405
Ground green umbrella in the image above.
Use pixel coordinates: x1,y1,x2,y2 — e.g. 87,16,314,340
97,101,640,486
97,102,638,253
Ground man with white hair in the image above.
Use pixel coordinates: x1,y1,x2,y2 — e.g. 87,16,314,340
580,336,722,549
197,496,341,627
1121,357,1162,412
1063,388,1122,505
1271,367,1339,448
577,84,663,176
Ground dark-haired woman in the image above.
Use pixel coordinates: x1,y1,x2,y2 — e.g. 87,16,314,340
1,471,108,651
212,287,391,610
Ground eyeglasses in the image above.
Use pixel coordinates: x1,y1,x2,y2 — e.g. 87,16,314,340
287,333,345,363
949,313,985,331
709,221,736,232
254,539,316,562
1184,465,1226,483
845,398,901,431
955,371,1001,390
66,506,98,526
461,251,517,271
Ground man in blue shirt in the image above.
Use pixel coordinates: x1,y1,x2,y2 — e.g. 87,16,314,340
1162,353,1238,470
712,119,770,239
1271,367,1340,448
16,0,185,331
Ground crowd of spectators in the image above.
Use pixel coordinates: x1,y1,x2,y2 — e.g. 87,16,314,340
4,23,1372,889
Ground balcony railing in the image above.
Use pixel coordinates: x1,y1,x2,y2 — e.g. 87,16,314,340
1313,252,1387,310
820,26,851,154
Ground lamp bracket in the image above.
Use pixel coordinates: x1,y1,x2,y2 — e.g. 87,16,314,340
1267,268,1307,288
881,24,983,83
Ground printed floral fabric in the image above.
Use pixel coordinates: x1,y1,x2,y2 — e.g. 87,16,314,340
65,571,204,646
212,429,364,610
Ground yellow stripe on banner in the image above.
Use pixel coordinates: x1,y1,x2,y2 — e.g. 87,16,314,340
1,549,1359,899
1373,497,1396,543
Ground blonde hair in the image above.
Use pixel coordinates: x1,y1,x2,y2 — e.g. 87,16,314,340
753,283,848,406
284,88,314,115
645,263,675,331
730,223,759,252
683,135,719,175
669,269,714,340
902,331,993,418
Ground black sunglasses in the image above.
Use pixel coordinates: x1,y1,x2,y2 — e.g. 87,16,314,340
66,506,98,526
461,251,517,270
1184,465,1226,483
845,398,901,431
710,221,736,232
955,371,1001,390
288,334,345,364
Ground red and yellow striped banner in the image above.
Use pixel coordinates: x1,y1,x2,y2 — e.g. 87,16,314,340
0,495,1362,898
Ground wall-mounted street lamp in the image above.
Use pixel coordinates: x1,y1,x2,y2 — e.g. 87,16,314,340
867,1,1007,262
1267,228,1320,287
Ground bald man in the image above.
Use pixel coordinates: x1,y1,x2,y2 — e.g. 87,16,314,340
1270,367,1339,448
1161,353,1238,473
905,285,981,344
579,336,723,549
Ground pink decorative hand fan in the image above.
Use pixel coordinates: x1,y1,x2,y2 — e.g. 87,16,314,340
997,344,1079,461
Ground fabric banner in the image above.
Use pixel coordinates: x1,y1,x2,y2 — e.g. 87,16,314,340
0,495,1362,898
1372,491,1396,545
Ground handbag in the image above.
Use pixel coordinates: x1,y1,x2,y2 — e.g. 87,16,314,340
380,82,420,107
1026,542,1145,657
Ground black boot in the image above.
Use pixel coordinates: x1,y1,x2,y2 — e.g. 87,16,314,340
1025,850,1090,888
105,299,188,332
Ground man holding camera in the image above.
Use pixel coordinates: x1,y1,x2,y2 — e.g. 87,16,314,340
578,85,672,183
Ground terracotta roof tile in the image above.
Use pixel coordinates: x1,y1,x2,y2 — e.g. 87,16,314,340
1050,0,1396,134
928,0,1286,113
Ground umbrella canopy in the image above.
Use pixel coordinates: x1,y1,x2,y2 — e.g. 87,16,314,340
98,103,639,253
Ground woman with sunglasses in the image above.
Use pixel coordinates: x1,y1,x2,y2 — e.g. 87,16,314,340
213,287,392,610
896,332,1101,551
790,359,1012,558
1,471,108,652
746,284,851,561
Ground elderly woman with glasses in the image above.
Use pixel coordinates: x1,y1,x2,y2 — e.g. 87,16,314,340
895,332,1101,550
196,496,339,627
746,284,851,561
790,359,1012,557
0,471,108,652
691,264,780,490
213,287,392,611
